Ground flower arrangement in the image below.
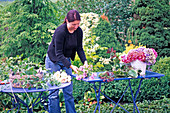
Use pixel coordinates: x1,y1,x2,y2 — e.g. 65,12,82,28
76,65,97,80
53,70,71,83
121,47,157,65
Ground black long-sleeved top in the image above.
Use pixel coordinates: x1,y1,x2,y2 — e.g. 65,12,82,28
47,23,87,68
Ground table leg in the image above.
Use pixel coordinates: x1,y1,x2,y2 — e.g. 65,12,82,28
32,89,59,112
129,79,143,113
100,92,128,112
93,82,101,113
110,85,129,113
31,92,48,111
6,92,32,113
5,91,55,113
7,95,20,113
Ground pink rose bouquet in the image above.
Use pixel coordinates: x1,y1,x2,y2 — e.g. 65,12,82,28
121,47,157,65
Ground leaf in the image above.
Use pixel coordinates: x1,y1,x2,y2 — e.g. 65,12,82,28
128,70,138,78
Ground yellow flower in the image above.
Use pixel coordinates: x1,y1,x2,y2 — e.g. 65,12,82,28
123,43,146,54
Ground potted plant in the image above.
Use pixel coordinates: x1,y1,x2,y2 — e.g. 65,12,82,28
121,47,157,76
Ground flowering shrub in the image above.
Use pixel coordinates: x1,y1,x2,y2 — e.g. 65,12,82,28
53,70,71,83
121,47,157,65
80,12,99,44
76,65,97,80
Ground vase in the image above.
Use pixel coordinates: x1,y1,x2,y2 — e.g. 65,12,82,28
130,60,146,76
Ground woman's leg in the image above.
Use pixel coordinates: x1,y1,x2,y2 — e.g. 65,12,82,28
45,55,61,113
62,59,76,113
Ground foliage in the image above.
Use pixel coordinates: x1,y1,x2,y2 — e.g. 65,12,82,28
72,77,92,102
54,0,106,14
152,56,170,77
0,0,134,66
0,92,48,113
1,95,169,112
90,18,125,71
93,18,124,56
0,0,59,63
74,96,170,113
129,0,170,57
0,57,9,81
0,0,169,112
104,0,133,43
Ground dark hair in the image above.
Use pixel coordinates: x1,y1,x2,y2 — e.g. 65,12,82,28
63,9,81,23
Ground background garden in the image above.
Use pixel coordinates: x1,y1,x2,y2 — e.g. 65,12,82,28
0,0,169,112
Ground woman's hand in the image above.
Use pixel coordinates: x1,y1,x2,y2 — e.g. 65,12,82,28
83,61,88,68
70,65,79,73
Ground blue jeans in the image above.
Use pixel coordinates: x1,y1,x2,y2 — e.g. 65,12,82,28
45,55,76,113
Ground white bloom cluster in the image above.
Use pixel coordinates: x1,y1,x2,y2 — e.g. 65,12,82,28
99,58,111,64
80,12,100,44
53,70,71,83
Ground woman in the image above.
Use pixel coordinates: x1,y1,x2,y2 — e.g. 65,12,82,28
45,9,88,113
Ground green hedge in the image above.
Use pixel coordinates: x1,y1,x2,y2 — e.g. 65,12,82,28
129,0,170,57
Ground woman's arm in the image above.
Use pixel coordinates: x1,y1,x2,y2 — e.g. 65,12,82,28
77,28,87,64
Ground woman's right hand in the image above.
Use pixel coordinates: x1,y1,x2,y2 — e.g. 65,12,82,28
70,65,79,73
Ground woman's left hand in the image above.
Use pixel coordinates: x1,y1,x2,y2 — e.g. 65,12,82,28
83,61,88,68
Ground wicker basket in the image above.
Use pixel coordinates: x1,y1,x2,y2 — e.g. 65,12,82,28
9,72,43,88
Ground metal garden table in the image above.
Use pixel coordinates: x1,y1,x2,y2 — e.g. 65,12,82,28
72,70,164,113
0,82,71,113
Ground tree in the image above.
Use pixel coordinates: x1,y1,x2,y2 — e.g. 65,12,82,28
0,0,62,63
130,0,170,57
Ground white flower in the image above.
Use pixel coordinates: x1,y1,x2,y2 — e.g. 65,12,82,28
96,37,100,41
53,71,61,80
52,71,71,83
67,75,72,82
103,58,111,64
60,78,67,83
93,44,99,50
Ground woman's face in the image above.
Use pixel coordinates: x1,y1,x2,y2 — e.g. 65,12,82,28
66,20,80,32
